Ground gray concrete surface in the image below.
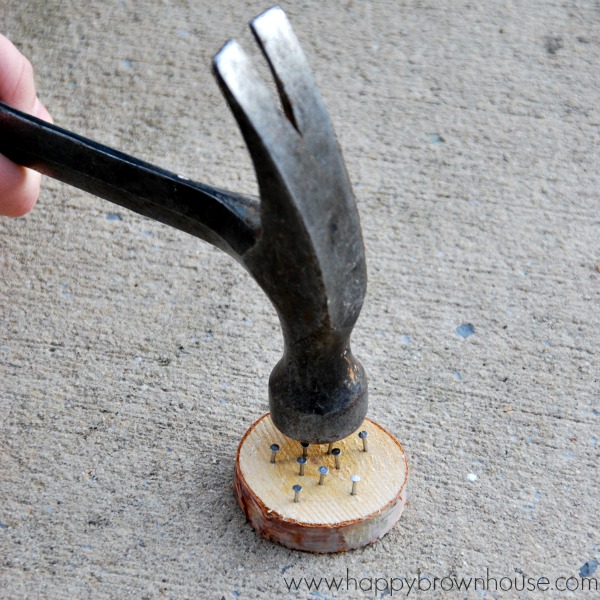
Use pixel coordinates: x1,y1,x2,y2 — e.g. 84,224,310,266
1,1,599,598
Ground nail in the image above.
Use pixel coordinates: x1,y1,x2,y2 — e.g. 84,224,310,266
270,443,280,464
293,484,302,503
331,447,341,470
297,456,307,476
301,442,309,458
327,442,333,454
351,474,360,495
318,466,329,485
358,430,369,452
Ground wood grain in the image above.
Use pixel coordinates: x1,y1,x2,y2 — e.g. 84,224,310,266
234,414,408,552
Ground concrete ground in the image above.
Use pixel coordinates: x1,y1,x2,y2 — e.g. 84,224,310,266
1,1,598,598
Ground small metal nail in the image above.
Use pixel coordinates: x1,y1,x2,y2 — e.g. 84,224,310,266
327,442,333,454
351,474,360,495
358,430,369,452
318,466,329,485
331,447,341,470
301,442,309,458
293,484,302,503
270,443,280,464
297,456,307,476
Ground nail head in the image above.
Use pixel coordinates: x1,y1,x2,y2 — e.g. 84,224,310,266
292,484,302,503
358,430,369,452
297,456,307,476
318,466,328,485
331,447,341,469
270,443,280,463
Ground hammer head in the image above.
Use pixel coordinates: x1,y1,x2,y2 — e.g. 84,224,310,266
214,7,368,443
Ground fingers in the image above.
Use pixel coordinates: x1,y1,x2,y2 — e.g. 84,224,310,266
31,94,52,123
0,34,52,216
0,34,37,112
0,155,42,217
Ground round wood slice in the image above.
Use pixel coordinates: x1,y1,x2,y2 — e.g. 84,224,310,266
234,413,408,553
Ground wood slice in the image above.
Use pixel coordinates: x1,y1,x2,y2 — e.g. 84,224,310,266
234,413,408,553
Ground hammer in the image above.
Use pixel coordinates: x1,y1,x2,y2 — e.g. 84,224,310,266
0,6,367,444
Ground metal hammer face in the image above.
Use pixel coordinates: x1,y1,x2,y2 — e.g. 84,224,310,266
0,7,367,444
213,7,368,443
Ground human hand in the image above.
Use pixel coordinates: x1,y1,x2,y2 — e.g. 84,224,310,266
0,34,52,216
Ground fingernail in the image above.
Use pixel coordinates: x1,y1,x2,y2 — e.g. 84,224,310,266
32,96,42,117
